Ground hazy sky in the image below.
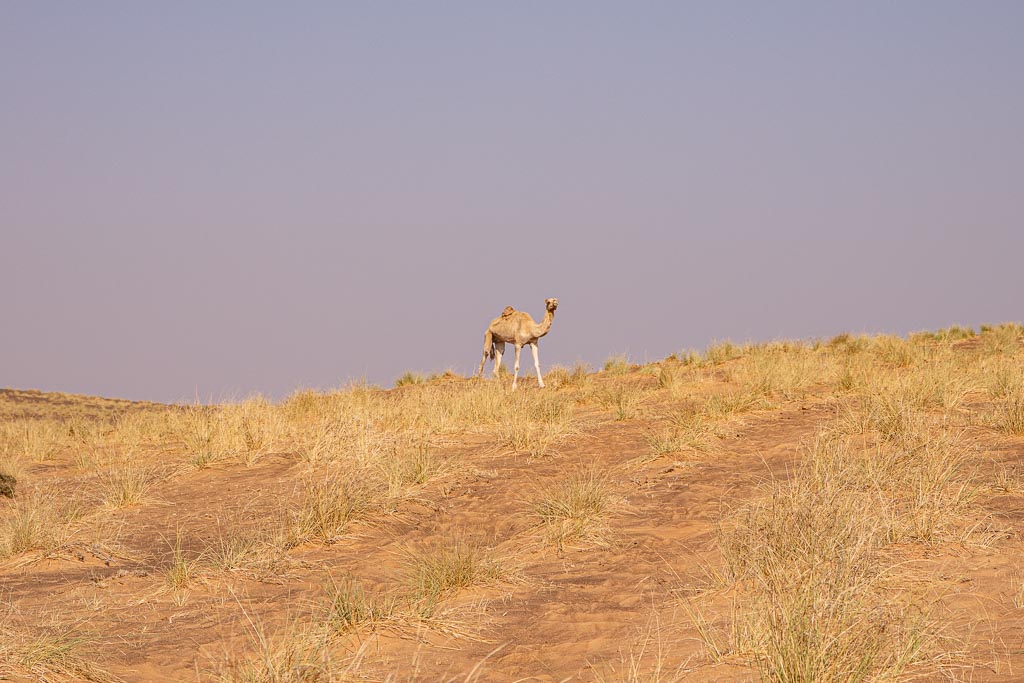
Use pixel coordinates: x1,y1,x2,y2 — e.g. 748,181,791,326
3,2,1023,402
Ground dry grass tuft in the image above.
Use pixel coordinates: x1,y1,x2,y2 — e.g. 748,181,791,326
394,371,427,387
703,389,767,419
870,335,922,368
98,463,160,508
735,342,830,400
980,323,1022,356
989,389,1024,435
603,355,633,375
596,382,649,421
544,362,593,390
176,405,228,469
589,611,688,682
289,471,375,545
532,467,617,548
404,538,507,617
165,532,196,600
647,407,718,458
0,621,120,682
378,442,446,498
207,608,347,683
704,340,744,365
0,487,83,558
827,332,871,355
495,394,575,457
200,516,291,579
0,420,65,462
323,576,399,634
703,423,978,678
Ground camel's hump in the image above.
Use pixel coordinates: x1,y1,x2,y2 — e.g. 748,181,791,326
500,306,516,318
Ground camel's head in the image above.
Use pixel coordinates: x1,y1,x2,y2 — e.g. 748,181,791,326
545,298,559,312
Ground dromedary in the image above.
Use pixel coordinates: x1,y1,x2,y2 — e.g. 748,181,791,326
476,298,559,390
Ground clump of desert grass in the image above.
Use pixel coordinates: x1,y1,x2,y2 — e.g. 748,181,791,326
734,341,834,401
704,340,745,365
655,361,708,398
168,397,284,469
869,334,923,368
394,371,427,387
544,362,592,390
989,461,1024,496
322,576,400,634
646,418,717,460
693,418,979,678
205,607,349,683
288,470,377,545
826,332,871,355
531,467,617,549
0,487,83,559
403,538,508,618
97,462,161,509
174,404,229,469
0,620,119,683
702,389,768,419
593,381,652,421
164,531,197,605
495,393,576,457
910,325,976,344
989,394,1024,435
0,420,65,462
980,323,1023,356
589,610,689,683
978,355,1024,435
202,528,266,575
656,365,683,393
646,384,777,460
377,441,447,499
197,513,293,580
603,355,633,375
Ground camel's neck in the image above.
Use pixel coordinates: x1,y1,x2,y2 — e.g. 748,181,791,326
535,309,555,338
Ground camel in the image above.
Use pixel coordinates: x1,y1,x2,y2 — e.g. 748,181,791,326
476,298,559,390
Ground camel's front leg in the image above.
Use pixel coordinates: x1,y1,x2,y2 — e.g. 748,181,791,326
493,342,505,379
512,344,522,390
531,342,544,388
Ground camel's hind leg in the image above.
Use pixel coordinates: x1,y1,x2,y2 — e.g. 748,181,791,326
531,342,544,388
477,330,493,378
477,349,489,378
512,344,522,390
493,342,505,379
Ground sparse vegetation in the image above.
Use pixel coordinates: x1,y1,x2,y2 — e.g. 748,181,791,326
404,538,507,617
495,394,575,456
2,322,1024,679
0,488,82,558
603,354,633,374
323,576,399,633
98,463,158,508
532,467,616,548
289,471,373,545
395,371,427,387
704,340,743,365
165,531,196,597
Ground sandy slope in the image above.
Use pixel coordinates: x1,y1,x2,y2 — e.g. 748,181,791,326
2,349,1024,681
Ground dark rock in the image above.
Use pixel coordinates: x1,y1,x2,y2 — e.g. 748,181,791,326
0,472,15,498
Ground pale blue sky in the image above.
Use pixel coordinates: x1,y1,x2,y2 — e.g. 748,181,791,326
3,2,1022,402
